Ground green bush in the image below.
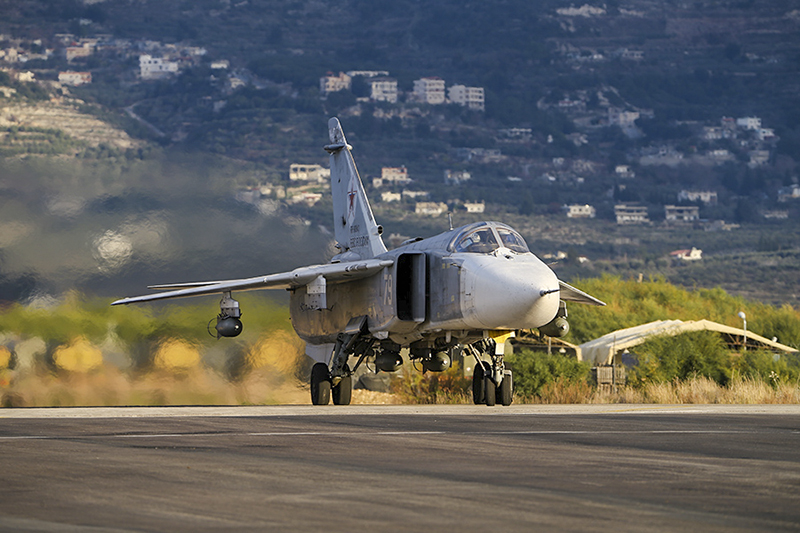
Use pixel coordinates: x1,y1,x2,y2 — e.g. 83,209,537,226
735,350,800,385
629,331,732,386
507,349,590,399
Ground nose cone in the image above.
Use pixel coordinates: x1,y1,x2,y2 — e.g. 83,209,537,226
466,254,560,330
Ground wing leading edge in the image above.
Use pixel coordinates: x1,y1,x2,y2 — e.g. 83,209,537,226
111,259,394,306
559,280,606,307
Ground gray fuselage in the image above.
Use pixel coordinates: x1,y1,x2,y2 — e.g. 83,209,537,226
290,221,560,348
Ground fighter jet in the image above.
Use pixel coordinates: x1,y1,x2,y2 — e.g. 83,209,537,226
113,117,605,406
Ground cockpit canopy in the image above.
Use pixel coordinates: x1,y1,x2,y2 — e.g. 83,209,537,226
450,222,530,254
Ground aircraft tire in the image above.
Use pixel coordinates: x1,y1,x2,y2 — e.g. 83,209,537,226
472,363,486,405
310,363,331,405
498,370,513,406
484,376,497,406
332,371,352,406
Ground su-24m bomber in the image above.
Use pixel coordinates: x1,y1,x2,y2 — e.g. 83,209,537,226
113,118,605,406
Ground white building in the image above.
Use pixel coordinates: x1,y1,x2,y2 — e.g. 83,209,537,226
373,166,411,187
415,202,448,216
448,85,485,111
763,210,788,219
757,128,776,141
381,191,401,202
287,192,323,207
615,204,649,225
444,170,471,185
670,248,703,261
413,77,445,105
16,71,35,82
615,165,635,178
665,205,700,222
737,117,762,130
564,204,596,218
778,185,800,202
464,202,485,214
346,70,389,78
369,78,398,103
65,46,92,62
58,71,92,86
289,164,330,182
678,190,717,205
210,60,230,70
402,190,429,200
320,71,351,94
139,54,179,80
609,109,640,127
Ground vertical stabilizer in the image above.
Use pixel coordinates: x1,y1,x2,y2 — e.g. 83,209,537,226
325,117,387,260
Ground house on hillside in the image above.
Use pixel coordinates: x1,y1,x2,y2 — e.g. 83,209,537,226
464,202,485,214
320,71,351,94
665,205,700,223
678,190,717,205
139,54,179,79
444,170,471,185
778,185,800,202
58,71,92,86
412,77,445,105
615,204,649,225
448,85,484,111
670,248,703,261
415,202,448,216
369,78,398,103
289,164,329,183
373,167,411,187
564,204,596,218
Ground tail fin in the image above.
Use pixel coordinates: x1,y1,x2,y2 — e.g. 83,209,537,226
325,117,387,260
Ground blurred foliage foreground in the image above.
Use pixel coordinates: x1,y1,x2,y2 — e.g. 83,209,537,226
1,277,800,407
0,292,311,407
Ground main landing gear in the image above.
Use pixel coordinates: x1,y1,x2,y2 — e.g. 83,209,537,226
310,362,352,405
470,344,513,407
310,316,369,405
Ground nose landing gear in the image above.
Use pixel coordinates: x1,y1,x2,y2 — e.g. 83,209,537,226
469,343,513,407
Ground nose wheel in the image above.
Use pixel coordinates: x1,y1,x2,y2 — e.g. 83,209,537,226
470,346,513,406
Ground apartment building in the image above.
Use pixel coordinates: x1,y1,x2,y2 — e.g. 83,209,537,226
413,77,445,104
448,85,484,111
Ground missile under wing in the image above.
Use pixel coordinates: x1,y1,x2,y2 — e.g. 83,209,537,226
113,117,604,406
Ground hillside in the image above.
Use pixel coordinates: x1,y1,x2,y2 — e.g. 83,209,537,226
1,0,799,306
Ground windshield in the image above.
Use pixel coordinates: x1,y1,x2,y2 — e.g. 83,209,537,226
496,227,530,253
454,227,499,253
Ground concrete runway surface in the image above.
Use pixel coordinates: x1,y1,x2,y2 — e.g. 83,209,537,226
1,404,799,532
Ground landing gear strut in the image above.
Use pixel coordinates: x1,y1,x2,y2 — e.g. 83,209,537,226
469,344,513,407
309,316,369,406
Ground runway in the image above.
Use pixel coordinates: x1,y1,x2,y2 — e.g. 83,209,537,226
1,405,799,531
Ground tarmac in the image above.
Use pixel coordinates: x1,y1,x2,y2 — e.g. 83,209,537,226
1,404,799,531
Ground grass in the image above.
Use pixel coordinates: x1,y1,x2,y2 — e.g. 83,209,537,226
384,370,800,405
3,368,799,407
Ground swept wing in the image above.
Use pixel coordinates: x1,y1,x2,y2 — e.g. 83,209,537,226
559,280,606,307
111,258,394,306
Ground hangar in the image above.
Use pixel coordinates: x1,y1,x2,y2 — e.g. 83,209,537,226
579,319,799,366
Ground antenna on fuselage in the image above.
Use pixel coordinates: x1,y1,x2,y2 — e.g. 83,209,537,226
448,212,453,231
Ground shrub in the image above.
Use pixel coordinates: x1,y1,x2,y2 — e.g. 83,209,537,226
734,349,800,385
629,331,731,386
507,349,590,400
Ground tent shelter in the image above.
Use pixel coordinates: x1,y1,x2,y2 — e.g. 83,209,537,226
579,319,798,366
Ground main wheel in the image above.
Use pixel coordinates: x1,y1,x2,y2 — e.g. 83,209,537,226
497,370,513,406
484,376,497,406
310,363,331,405
472,362,486,405
332,367,352,405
